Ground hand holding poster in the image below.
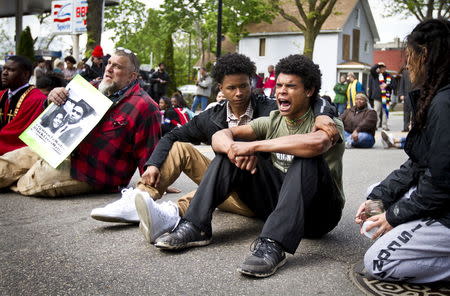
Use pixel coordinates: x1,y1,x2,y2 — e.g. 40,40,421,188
19,75,112,168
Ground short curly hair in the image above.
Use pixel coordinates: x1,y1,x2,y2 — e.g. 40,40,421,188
275,54,322,99
211,53,256,84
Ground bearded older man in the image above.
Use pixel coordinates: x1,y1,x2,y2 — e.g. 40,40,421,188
0,49,161,197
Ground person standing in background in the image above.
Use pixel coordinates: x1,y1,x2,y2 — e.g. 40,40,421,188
63,56,77,82
368,62,392,131
150,63,170,102
346,72,364,109
191,67,213,112
333,74,348,115
263,65,276,98
398,67,412,132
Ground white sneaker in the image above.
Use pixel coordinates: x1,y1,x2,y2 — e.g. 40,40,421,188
381,130,394,148
135,192,180,243
90,188,142,223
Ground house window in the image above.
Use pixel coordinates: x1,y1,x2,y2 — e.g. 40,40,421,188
342,34,350,61
259,38,266,56
364,41,369,53
352,29,360,61
355,8,360,27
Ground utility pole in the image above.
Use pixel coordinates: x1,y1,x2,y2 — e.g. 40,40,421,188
15,0,23,53
216,0,222,59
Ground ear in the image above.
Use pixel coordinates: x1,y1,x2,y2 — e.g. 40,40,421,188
306,88,315,98
129,71,138,81
218,83,223,92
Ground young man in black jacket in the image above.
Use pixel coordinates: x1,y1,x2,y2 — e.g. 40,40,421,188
91,53,339,243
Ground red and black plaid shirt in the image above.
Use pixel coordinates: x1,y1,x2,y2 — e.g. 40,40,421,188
70,81,161,191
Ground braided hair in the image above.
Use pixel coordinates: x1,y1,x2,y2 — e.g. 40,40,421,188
406,18,450,129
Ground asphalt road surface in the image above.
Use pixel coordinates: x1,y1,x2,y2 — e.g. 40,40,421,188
1,113,409,295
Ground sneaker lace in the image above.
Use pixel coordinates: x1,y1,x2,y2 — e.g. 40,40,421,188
249,237,280,258
107,188,135,209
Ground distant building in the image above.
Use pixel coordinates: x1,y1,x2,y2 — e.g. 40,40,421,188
239,0,379,96
373,38,406,73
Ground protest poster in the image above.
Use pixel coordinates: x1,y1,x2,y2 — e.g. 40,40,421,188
19,75,112,168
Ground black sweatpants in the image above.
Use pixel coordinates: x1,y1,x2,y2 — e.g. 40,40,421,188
184,153,343,253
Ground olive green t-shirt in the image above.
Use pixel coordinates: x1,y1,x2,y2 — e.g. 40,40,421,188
250,109,345,203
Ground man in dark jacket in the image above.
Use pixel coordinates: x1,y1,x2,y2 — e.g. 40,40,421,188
341,92,377,148
150,63,170,101
368,62,392,130
90,53,339,238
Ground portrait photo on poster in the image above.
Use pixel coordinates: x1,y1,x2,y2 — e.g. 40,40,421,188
20,75,112,168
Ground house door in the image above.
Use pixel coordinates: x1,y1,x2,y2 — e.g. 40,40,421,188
352,29,360,61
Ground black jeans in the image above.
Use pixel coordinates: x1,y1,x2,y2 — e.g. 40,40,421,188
184,154,343,253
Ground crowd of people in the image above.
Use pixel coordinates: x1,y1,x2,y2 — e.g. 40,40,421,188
0,18,448,282
331,60,414,149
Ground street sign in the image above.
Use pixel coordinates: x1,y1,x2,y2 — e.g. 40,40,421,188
73,0,88,33
51,0,88,35
52,0,72,34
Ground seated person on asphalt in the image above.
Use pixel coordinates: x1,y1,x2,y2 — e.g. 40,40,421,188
148,54,345,278
354,18,450,284
0,49,161,197
90,53,340,244
340,92,377,148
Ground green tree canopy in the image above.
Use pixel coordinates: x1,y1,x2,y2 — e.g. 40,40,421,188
381,0,449,21
271,0,339,59
17,26,35,62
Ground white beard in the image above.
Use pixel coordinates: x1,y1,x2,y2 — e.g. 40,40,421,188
98,79,119,96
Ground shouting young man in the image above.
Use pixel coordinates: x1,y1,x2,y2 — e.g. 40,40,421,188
152,55,345,278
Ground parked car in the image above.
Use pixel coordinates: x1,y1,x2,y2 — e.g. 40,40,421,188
178,84,196,96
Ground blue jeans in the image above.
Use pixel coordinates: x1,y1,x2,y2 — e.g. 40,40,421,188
336,103,346,115
344,131,375,148
191,95,209,111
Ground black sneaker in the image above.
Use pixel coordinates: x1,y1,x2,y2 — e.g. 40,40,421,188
154,219,212,250
238,237,286,278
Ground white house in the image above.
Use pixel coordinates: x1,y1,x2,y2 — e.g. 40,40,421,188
238,0,379,97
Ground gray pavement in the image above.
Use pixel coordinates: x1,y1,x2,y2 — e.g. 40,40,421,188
0,113,409,295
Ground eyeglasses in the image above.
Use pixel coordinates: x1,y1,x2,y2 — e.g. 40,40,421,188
116,47,135,55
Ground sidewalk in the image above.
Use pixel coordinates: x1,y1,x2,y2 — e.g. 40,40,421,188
0,114,409,295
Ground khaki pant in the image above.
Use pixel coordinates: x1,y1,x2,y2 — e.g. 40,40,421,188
136,142,254,217
0,147,94,197
374,100,388,130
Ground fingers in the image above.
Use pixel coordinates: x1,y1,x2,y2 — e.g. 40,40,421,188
47,87,68,106
246,156,257,173
142,166,160,187
354,201,367,224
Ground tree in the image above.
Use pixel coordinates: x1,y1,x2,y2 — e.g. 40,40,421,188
86,0,104,56
382,0,449,21
0,20,14,59
17,26,35,62
271,0,338,59
104,0,147,44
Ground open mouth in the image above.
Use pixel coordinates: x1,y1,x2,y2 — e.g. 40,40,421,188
277,99,291,112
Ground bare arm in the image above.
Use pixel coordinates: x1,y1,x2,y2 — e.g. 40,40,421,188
211,125,257,154
230,130,332,158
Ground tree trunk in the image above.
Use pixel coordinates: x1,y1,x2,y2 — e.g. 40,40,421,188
86,0,104,56
303,30,317,59
163,33,176,94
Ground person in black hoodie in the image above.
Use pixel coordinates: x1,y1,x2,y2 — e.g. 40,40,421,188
355,18,450,284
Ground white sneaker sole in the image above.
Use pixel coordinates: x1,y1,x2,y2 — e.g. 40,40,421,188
90,212,139,223
237,257,287,278
135,194,155,243
154,238,211,250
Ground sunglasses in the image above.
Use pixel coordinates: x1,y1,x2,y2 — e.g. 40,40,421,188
116,47,135,55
